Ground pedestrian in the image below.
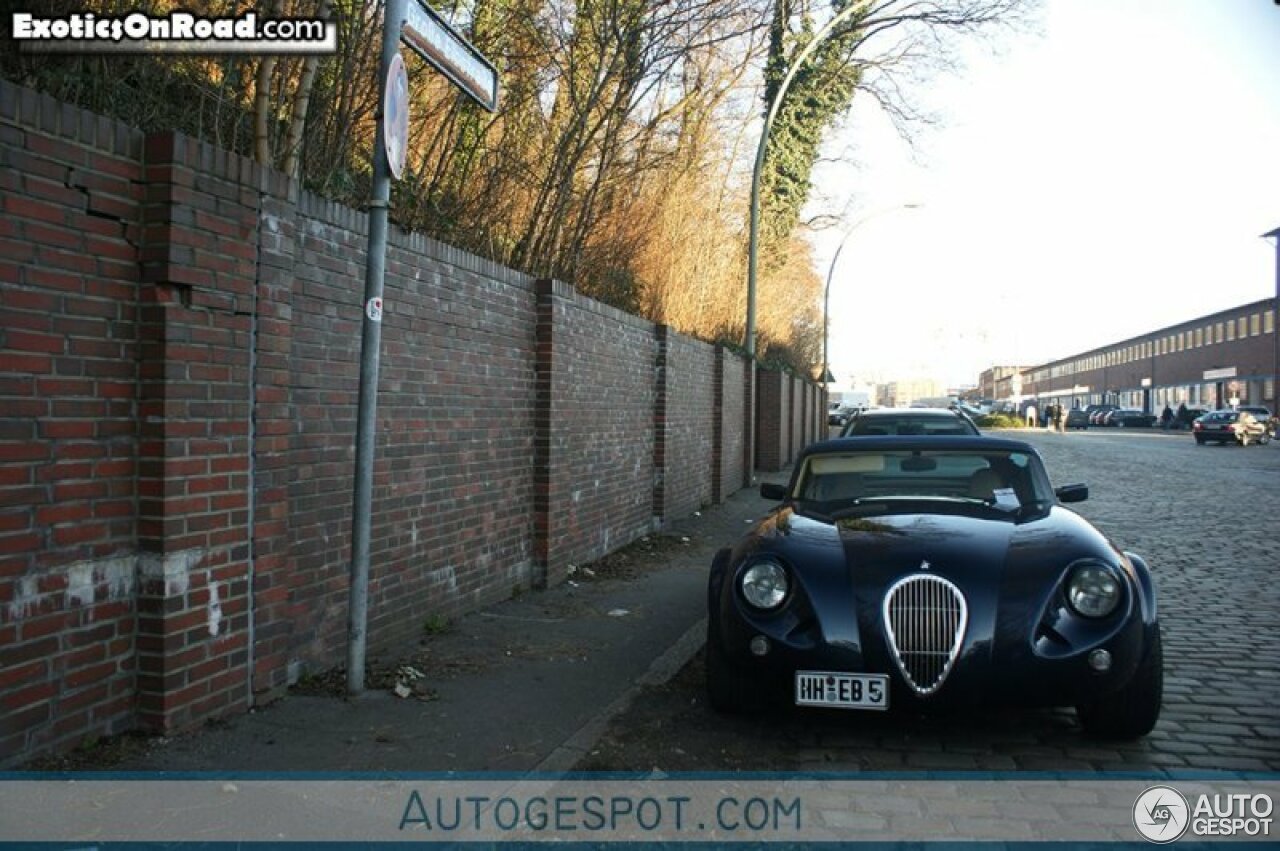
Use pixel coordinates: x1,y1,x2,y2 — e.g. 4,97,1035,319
1176,402,1188,429
1055,402,1066,433
1025,403,1037,429
1160,405,1173,430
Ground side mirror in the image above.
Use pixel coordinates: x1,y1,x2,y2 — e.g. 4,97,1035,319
1055,483,1089,504
760,482,788,501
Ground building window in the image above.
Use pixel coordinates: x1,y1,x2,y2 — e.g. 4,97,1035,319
1194,328,1203,347
1215,323,1223,343
1204,325,1212,344
1251,313,1261,335
1227,321,1235,341
1238,316,1248,338
1266,311,1275,334
1266,379,1276,402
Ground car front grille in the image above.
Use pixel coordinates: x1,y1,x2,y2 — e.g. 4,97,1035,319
882,574,968,695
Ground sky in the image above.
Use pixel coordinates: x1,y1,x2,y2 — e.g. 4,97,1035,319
810,0,1280,391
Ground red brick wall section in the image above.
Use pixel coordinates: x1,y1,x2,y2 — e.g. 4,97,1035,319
712,347,745,503
755,368,784,472
0,86,143,755
658,329,716,523
135,133,257,732
537,279,656,581
0,85,144,757
363,233,539,653
276,196,362,671
247,178,299,697
790,375,804,461
0,81,827,764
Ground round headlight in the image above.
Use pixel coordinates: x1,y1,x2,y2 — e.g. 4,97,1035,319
740,561,789,610
1066,564,1122,618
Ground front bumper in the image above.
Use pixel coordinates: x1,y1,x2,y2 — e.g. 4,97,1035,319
710,601,1150,711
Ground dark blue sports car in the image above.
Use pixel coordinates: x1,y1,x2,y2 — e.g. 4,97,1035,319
706,436,1162,739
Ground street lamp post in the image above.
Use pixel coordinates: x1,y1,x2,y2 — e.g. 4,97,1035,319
822,204,919,393
1264,227,1280,413
741,1,870,484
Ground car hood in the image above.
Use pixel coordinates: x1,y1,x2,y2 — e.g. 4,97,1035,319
745,505,1125,664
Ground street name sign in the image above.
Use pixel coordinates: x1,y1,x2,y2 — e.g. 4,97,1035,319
401,0,498,112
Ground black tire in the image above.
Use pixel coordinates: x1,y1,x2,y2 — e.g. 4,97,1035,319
1077,628,1162,740
704,623,762,713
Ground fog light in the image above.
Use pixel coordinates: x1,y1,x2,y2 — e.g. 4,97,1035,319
1088,649,1112,672
749,635,770,657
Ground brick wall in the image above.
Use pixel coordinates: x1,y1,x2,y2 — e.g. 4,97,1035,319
0,81,824,763
537,279,656,583
755,369,784,471
713,348,747,502
0,86,143,758
658,329,716,522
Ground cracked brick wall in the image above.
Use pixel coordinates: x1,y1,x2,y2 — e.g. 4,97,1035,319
0,86,144,759
0,81,825,764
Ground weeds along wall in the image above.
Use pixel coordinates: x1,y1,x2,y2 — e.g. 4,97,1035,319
0,81,827,763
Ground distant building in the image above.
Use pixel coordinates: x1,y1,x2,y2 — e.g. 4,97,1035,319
879,378,944,408
990,298,1276,413
977,366,1031,402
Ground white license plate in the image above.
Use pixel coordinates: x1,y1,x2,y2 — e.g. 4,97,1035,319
795,671,889,710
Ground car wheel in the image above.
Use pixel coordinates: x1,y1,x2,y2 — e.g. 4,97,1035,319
1261,433,1271,446
1076,627,1162,740
705,622,762,714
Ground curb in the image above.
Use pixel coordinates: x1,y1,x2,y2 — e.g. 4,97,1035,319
533,616,708,773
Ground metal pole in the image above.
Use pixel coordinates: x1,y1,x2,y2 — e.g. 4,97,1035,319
822,239,846,393
1271,232,1279,414
746,1,869,357
821,204,918,395
348,0,407,697
744,1,868,481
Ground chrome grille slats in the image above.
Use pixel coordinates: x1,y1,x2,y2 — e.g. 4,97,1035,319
882,573,968,696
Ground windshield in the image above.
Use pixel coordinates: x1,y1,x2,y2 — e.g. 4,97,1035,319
843,414,976,437
792,449,1051,512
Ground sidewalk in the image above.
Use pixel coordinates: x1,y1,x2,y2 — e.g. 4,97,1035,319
40,469,790,773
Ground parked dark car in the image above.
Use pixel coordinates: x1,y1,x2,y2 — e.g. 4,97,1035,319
1065,407,1090,430
1238,406,1277,438
840,407,980,437
1172,407,1208,430
706,436,1162,739
1108,409,1156,428
1192,411,1270,446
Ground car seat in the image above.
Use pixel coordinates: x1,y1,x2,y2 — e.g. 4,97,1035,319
966,468,1004,501
811,473,864,502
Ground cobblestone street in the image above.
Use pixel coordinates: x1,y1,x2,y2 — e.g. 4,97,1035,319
577,429,1280,772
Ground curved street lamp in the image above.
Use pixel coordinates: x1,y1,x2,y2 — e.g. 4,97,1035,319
741,0,871,484
745,0,872,358
822,203,920,390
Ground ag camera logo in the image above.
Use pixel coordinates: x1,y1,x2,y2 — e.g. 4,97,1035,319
1133,786,1189,843
1134,786,1274,842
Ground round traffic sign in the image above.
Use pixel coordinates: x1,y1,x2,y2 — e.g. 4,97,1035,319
383,52,409,179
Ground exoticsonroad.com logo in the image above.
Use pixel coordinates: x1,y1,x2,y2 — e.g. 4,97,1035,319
10,10,336,53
